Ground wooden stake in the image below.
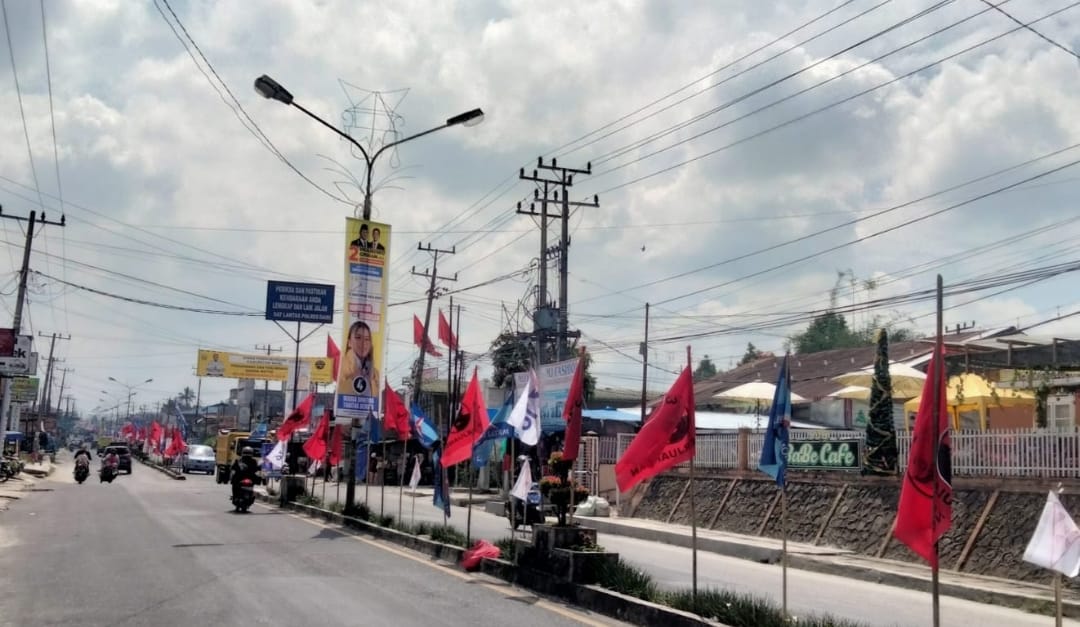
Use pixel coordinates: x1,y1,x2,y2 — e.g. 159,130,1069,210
687,345,697,603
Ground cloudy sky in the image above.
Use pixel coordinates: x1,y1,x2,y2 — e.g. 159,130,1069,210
2,0,1080,419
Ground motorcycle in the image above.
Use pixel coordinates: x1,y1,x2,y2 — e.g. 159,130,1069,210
99,460,119,484
74,458,90,484
231,477,255,513
505,482,545,529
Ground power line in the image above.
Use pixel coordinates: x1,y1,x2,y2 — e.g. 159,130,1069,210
39,0,69,333
1,0,45,214
979,0,1080,61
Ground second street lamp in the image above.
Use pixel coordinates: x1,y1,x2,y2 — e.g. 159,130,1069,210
254,74,483,220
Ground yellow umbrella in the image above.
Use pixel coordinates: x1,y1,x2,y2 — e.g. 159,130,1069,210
833,362,926,398
903,373,1036,431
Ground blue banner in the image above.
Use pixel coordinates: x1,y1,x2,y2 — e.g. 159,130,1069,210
265,280,335,324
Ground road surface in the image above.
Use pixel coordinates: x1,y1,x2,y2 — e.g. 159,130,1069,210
0,458,622,627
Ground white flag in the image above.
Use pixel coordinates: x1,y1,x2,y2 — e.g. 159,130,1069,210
1023,491,1080,577
264,441,286,470
511,459,533,502
408,455,422,490
506,369,540,446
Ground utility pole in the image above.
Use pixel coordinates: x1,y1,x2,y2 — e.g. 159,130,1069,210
409,244,457,409
0,207,65,432
640,303,650,423
54,366,72,432
34,333,69,454
518,158,597,363
255,344,282,425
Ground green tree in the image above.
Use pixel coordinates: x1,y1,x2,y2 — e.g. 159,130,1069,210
179,386,196,409
738,343,763,366
490,332,532,388
693,355,718,382
863,328,898,475
791,311,862,354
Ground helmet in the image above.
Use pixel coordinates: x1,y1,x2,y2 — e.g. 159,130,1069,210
241,446,254,456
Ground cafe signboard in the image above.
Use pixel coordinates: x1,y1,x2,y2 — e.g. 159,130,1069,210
787,438,861,471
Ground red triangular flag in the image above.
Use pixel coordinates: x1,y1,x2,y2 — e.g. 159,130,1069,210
894,337,952,566
277,394,315,442
383,379,411,438
329,424,344,466
615,366,695,492
327,335,341,380
561,352,586,462
413,315,443,357
438,309,458,351
302,411,331,462
442,368,489,467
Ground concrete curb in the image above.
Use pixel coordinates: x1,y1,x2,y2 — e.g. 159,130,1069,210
253,491,722,626
137,457,186,480
584,517,782,564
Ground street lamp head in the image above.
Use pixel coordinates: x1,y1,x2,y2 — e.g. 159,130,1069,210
446,108,484,128
254,74,293,105
144,378,154,384
108,376,118,382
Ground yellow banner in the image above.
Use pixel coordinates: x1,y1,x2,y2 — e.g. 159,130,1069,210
335,218,390,418
196,349,333,383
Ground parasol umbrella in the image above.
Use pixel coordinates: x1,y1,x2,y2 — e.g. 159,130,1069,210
828,385,872,400
714,380,807,429
833,362,927,398
902,372,1036,430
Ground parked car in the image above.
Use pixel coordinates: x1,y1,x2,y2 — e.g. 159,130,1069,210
181,444,215,475
102,445,132,474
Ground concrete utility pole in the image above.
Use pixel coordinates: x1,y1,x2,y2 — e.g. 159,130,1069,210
0,207,65,431
409,244,458,409
34,333,69,452
255,344,282,425
517,158,597,364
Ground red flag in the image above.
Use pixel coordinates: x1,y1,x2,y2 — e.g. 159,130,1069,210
303,411,331,462
442,368,489,467
383,379,411,437
165,428,186,457
276,394,315,442
438,309,458,351
149,421,164,445
329,424,344,466
894,337,952,566
615,366,695,493
561,352,586,462
327,335,341,379
413,315,443,357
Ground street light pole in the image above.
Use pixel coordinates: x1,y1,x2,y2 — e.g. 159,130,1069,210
255,74,483,515
254,74,483,220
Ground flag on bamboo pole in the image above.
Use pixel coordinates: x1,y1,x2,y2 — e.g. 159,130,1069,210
277,394,314,442
893,338,952,566
442,368,489,467
409,455,422,490
410,404,439,449
614,366,695,492
438,309,458,351
507,369,540,446
383,380,411,438
432,446,451,518
562,353,586,462
758,354,791,487
1023,491,1080,577
413,315,442,357
327,335,341,379
302,411,331,462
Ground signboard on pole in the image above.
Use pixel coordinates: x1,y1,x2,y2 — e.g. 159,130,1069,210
10,377,39,403
195,349,333,383
335,218,390,421
265,281,335,324
515,357,579,434
0,334,32,375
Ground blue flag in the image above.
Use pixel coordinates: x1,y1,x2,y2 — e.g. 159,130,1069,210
473,391,515,468
365,413,381,444
759,354,791,487
410,404,439,449
173,405,190,440
355,441,369,482
431,447,451,518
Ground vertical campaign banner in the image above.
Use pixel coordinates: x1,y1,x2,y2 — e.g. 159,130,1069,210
515,357,579,433
336,218,390,421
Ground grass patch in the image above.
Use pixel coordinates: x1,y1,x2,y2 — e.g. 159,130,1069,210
378,514,396,528
494,536,516,558
299,494,322,507
429,525,469,548
597,558,659,602
326,501,345,514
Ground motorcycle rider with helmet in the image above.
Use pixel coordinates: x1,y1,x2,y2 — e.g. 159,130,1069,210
230,446,261,501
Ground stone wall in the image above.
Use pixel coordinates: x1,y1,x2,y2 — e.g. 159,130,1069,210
631,472,1080,584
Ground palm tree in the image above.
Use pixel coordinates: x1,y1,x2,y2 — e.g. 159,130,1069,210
179,386,196,409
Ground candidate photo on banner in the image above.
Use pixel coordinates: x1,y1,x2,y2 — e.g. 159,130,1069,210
336,218,390,419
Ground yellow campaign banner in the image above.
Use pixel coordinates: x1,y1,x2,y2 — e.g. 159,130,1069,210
335,218,389,419
196,349,333,383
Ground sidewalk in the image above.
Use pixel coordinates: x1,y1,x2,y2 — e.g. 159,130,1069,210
274,481,1078,618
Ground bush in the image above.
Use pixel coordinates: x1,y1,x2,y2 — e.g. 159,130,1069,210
429,525,469,548
378,514,396,528
349,502,372,522
300,494,322,507
494,536,516,558
597,558,658,602
326,501,345,513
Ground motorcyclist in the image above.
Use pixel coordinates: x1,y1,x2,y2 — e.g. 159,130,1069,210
102,450,119,470
73,446,92,466
230,446,261,499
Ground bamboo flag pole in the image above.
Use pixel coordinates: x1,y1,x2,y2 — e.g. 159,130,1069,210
510,438,518,564
397,438,405,523
687,345,698,602
380,440,387,519
931,274,944,627
781,484,788,618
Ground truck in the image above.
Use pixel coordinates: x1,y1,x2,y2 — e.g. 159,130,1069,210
215,430,267,484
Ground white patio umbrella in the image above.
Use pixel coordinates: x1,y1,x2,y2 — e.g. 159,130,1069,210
828,385,871,400
832,362,926,399
713,380,808,429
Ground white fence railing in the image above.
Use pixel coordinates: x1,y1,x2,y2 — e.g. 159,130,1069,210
601,428,1080,477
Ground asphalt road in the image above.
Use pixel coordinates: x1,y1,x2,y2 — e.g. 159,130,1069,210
0,458,622,627
351,483,1077,627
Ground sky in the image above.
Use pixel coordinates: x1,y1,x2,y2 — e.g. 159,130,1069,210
2,0,1080,420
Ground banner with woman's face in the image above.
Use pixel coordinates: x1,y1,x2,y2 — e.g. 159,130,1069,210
335,217,390,421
